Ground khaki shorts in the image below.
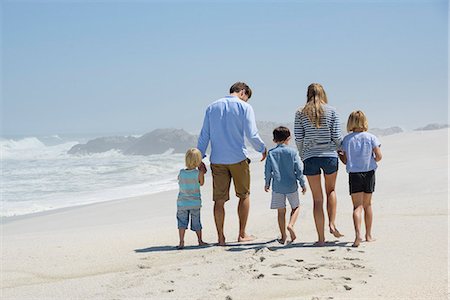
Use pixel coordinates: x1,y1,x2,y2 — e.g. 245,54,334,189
211,159,250,202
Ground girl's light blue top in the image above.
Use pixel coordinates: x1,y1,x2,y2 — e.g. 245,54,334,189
341,132,381,173
177,169,201,210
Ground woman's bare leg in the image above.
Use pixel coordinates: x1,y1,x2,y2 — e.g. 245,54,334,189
307,175,325,245
324,171,343,237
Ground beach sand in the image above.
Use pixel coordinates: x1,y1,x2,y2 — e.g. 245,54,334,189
2,129,449,299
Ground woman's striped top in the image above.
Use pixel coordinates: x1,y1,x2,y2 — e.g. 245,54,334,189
294,104,342,161
177,169,201,210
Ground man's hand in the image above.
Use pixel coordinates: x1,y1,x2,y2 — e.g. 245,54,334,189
264,186,270,192
198,162,207,174
301,186,307,195
261,148,267,161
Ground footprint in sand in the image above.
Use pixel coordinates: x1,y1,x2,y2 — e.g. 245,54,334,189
219,283,232,291
295,259,304,262
344,257,361,261
343,285,352,291
351,263,365,269
342,276,351,281
304,266,319,272
254,273,265,279
260,257,266,262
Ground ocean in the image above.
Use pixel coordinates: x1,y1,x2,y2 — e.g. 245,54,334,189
1,134,188,217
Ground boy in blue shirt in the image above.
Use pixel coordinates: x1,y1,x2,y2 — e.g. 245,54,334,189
265,126,307,244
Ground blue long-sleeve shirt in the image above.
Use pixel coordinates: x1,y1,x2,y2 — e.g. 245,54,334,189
264,144,306,194
197,96,266,164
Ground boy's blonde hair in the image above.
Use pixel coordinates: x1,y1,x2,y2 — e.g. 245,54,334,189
185,148,202,169
347,110,369,132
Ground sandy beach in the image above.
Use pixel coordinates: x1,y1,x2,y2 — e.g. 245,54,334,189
2,128,449,299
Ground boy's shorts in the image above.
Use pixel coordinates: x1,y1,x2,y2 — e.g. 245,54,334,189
176,209,202,231
303,157,338,176
211,159,250,202
349,170,376,194
271,191,300,209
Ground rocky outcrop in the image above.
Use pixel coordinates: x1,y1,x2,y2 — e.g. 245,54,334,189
414,123,449,131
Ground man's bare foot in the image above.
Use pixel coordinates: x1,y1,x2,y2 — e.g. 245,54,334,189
352,238,362,247
217,235,226,246
365,235,376,242
330,227,344,238
176,242,185,250
287,225,297,242
238,234,256,242
198,240,209,246
313,241,326,247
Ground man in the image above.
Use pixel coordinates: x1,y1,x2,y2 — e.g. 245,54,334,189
197,82,267,246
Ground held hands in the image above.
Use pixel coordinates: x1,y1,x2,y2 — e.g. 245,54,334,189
301,186,307,195
198,162,207,174
261,148,268,161
264,186,270,192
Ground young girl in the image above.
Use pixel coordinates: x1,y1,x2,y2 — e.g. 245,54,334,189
176,148,208,249
338,111,382,247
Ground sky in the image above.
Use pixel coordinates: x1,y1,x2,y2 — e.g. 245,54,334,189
1,0,448,136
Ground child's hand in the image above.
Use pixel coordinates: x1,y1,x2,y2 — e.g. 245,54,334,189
264,186,270,192
301,186,307,195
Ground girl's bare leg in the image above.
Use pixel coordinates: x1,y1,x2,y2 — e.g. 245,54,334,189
307,175,325,245
351,193,364,247
324,171,343,237
363,193,375,242
287,206,300,242
277,208,287,244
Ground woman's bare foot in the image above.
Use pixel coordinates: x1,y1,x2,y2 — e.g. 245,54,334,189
330,227,344,238
352,238,362,247
277,234,287,245
217,235,226,246
238,234,256,242
313,240,326,247
198,240,209,246
176,241,185,250
287,225,297,242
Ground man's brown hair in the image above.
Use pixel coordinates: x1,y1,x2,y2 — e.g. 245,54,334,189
229,82,252,99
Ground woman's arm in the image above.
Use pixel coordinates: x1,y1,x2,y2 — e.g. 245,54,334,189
294,110,305,159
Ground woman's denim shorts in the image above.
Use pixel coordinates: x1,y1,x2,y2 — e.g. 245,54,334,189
303,157,338,176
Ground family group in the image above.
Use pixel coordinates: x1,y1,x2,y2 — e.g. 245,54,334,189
176,82,382,249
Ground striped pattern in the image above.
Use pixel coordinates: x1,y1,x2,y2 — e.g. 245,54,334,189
177,169,201,210
294,104,342,161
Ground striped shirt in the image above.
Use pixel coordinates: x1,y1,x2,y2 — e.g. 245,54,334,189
177,169,201,210
294,104,342,161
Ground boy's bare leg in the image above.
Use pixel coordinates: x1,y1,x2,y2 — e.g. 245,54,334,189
307,175,325,245
214,200,226,246
351,193,364,247
287,206,300,242
363,193,375,242
178,229,186,249
195,230,208,246
277,208,287,244
238,196,254,242
325,172,343,238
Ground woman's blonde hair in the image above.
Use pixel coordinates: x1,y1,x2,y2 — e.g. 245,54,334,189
185,148,202,169
347,110,369,132
301,83,328,128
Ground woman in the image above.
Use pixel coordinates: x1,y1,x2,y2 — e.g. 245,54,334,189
294,83,343,246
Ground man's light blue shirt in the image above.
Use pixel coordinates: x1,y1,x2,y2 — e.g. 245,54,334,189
264,144,306,194
197,96,266,164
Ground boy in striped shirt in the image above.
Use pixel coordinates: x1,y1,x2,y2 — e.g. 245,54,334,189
177,148,208,249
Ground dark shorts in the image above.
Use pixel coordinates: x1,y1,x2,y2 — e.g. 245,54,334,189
349,170,376,194
303,157,338,176
210,159,250,202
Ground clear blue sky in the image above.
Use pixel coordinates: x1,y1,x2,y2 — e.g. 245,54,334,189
2,0,448,135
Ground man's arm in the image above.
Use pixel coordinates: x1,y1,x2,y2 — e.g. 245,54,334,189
243,105,266,160
264,157,272,192
197,108,210,159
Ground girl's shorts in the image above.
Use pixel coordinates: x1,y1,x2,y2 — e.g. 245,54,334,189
349,170,375,194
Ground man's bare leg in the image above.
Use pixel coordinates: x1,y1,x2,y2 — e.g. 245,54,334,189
237,196,254,242
214,200,226,246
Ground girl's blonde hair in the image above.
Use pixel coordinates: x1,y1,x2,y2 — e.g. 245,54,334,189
185,148,202,169
301,83,328,128
347,110,369,132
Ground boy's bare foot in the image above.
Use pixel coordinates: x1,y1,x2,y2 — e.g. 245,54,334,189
198,241,209,246
238,234,256,242
352,238,362,247
176,242,185,250
287,225,296,242
330,227,344,238
365,235,376,242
